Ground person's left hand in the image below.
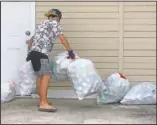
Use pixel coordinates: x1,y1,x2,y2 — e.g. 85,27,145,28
67,50,75,59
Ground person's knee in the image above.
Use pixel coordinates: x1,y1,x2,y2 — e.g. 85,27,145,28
43,73,51,80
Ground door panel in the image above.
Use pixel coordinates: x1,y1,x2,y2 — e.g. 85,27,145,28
1,2,35,86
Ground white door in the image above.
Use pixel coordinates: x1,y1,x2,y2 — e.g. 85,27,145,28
1,2,35,85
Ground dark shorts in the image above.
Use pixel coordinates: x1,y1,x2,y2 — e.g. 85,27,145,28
26,51,52,76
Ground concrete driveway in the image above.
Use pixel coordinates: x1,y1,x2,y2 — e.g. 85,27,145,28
1,98,156,124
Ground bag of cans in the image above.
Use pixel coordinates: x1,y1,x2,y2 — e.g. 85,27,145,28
67,58,103,100
52,51,79,80
120,82,156,104
97,73,130,104
19,61,36,96
1,81,16,103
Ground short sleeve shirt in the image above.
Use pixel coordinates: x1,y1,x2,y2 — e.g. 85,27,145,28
30,20,63,55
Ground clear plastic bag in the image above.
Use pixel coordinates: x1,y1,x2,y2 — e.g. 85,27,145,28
52,51,79,80
19,81,36,96
67,58,103,100
97,73,130,104
19,61,36,96
1,81,16,103
120,82,156,104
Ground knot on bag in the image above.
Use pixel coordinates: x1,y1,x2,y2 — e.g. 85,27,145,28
119,72,127,79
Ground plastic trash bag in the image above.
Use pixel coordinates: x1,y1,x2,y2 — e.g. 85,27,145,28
97,73,130,104
52,51,79,80
120,82,156,104
19,82,36,96
52,51,71,80
67,58,103,100
19,61,36,96
48,61,57,82
1,81,16,103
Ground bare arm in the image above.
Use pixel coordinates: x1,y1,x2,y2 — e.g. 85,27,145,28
59,34,72,51
27,36,34,49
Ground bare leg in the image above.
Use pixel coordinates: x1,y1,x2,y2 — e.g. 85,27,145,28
36,76,41,96
39,74,56,109
36,75,52,105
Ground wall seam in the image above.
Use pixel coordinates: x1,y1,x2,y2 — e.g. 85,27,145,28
118,2,124,72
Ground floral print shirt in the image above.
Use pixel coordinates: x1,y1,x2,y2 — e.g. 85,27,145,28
30,20,63,55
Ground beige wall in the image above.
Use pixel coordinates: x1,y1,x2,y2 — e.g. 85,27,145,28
123,2,156,83
36,2,156,89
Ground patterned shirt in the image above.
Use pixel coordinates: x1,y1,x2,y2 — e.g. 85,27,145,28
30,20,63,55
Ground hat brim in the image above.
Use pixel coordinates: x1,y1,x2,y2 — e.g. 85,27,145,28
44,13,58,17
44,13,49,17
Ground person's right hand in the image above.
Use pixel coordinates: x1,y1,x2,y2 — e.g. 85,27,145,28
67,50,75,59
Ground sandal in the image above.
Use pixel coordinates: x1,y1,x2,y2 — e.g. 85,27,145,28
38,108,58,112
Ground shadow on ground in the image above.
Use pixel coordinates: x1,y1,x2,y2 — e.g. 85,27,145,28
1,98,156,124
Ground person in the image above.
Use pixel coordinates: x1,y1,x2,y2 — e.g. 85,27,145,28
27,9,75,112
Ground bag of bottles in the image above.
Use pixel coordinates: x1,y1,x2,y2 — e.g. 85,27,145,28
52,51,79,80
97,73,130,104
67,58,103,100
19,61,36,96
120,82,156,104
1,81,16,103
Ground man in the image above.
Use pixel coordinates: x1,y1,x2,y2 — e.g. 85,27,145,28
27,9,75,112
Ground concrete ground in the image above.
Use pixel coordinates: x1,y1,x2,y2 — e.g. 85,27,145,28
1,98,156,124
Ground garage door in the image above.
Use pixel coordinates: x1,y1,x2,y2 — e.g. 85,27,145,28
36,1,156,91
123,2,156,83
36,2,119,90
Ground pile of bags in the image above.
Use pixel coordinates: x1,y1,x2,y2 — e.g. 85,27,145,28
52,51,103,100
97,73,156,104
52,51,156,104
1,51,156,105
1,61,36,103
